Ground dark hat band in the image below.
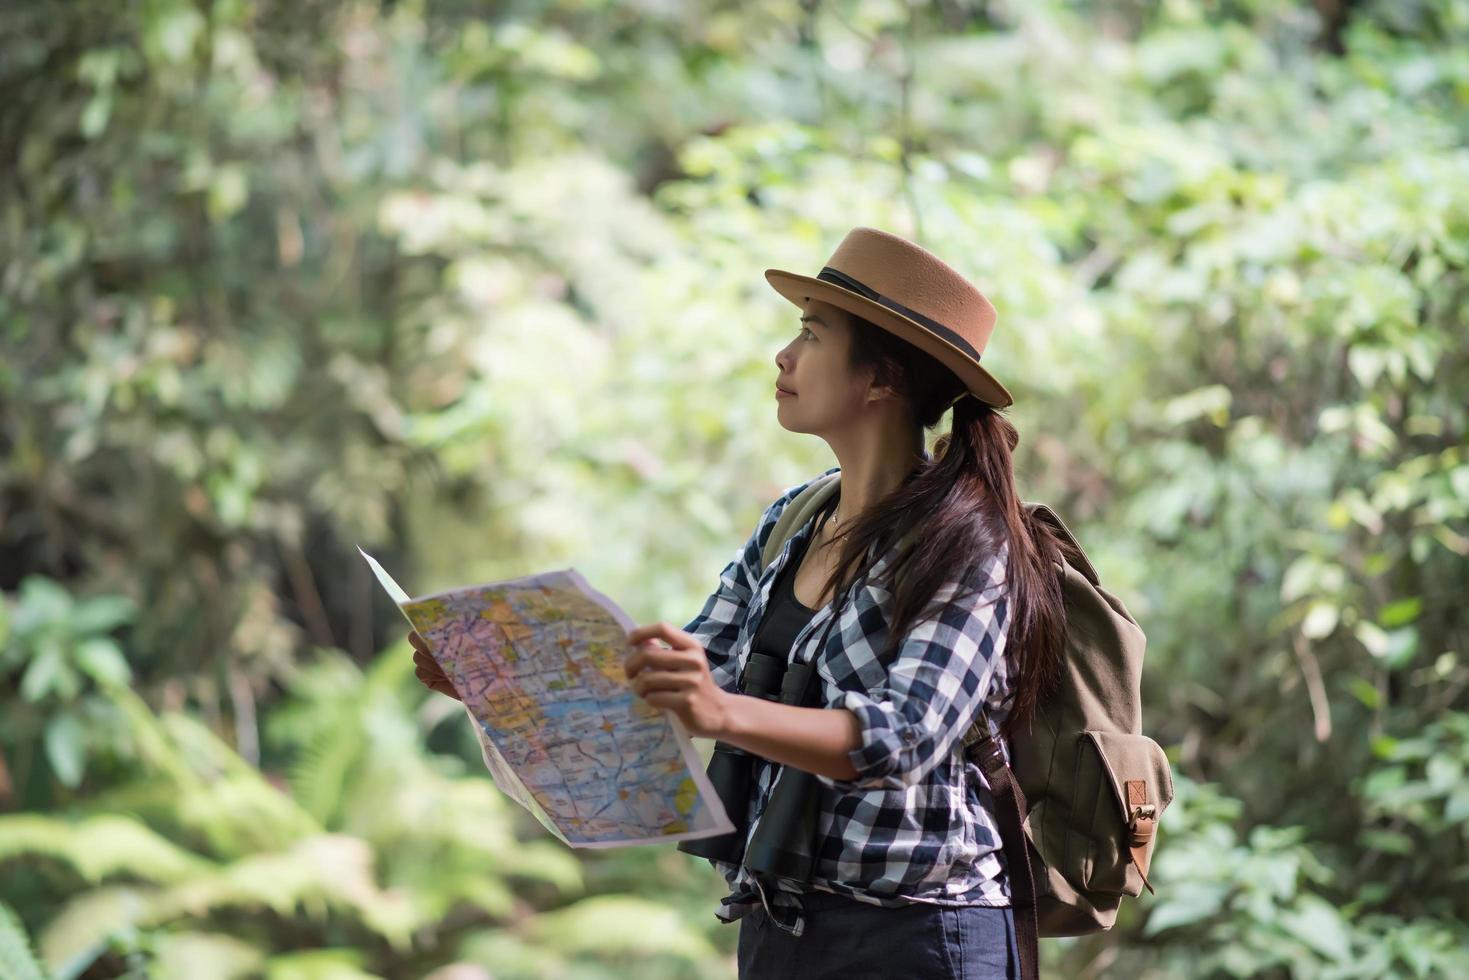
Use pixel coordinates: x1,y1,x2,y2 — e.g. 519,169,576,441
816,266,982,362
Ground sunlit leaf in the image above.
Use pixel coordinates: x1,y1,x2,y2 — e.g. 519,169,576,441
76,639,131,687
44,715,86,788
1301,602,1339,640
1279,894,1353,962
1142,882,1229,935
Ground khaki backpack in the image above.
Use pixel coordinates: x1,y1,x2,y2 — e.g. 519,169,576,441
760,472,1173,980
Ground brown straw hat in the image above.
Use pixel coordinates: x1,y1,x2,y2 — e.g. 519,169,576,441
765,226,1013,409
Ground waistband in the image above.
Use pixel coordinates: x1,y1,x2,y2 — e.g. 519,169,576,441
737,877,897,937
777,888,879,912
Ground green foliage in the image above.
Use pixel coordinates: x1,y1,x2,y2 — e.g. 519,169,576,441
1357,714,1469,880
2,0,1467,975
466,895,722,980
0,815,213,884
0,645,732,977
0,901,49,980
1140,771,1469,978
0,577,134,792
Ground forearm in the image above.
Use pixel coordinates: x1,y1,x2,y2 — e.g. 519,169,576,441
717,692,863,781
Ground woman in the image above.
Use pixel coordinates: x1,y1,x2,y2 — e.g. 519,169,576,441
413,227,1069,979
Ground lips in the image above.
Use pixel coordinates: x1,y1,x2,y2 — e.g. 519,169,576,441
775,382,797,395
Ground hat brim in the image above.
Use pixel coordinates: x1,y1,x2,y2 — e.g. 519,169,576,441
764,268,1014,409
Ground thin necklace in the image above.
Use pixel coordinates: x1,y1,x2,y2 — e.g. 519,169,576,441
826,500,847,537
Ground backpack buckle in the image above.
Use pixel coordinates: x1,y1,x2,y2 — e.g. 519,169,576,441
1126,807,1158,895
1127,806,1156,844
966,730,1006,772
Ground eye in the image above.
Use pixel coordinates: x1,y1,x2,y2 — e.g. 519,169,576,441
799,325,816,340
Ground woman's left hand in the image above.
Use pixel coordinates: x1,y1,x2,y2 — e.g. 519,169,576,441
623,622,732,739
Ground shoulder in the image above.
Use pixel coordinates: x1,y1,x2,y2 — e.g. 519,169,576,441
760,465,840,524
962,529,1010,610
975,528,1010,585
920,518,1009,611
740,467,846,564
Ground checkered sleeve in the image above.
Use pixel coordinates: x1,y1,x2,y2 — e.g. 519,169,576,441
817,539,1010,792
683,467,841,693
681,538,760,695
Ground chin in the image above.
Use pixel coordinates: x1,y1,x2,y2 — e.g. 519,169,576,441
775,411,815,436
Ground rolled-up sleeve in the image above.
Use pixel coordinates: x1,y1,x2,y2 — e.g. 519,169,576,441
817,544,1010,793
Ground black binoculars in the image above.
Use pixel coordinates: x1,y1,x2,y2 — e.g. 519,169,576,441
676,648,823,881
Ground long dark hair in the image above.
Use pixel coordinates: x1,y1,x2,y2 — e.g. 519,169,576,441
811,312,1075,736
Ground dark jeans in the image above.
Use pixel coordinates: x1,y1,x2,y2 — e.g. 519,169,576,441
736,889,1021,979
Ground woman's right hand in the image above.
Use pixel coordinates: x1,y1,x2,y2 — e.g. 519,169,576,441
410,631,461,701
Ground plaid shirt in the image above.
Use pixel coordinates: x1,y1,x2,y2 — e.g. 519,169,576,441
682,462,1016,934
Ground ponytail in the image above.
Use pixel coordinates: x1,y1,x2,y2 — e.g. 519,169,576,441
811,316,1071,737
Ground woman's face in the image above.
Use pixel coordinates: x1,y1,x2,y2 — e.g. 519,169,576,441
773,298,875,435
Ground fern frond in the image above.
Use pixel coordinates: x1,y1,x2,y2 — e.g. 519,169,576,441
148,834,418,950
362,640,416,699
262,948,381,980
0,900,48,980
266,652,363,748
104,685,200,789
173,772,322,859
287,714,360,825
521,895,718,962
0,814,214,883
149,931,264,980
101,680,321,857
36,885,150,980
138,711,320,856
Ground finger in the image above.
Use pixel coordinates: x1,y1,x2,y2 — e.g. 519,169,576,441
641,690,685,710
626,621,698,652
416,660,449,679
624,647,695,682
432,681,461,699
628,644,700,673
629,670,697,695
626,622,689,649
409,632,431,654
413,649,442,672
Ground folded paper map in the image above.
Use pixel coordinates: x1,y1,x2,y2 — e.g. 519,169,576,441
358,547,734,848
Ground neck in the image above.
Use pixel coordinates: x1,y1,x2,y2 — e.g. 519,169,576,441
824,415,928,528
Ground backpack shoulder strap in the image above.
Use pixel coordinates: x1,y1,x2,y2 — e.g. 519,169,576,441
971,735,1042,980
758,471,841,575
1023,500,1100,586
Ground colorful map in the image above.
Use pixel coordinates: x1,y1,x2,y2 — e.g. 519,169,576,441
359,548,733,848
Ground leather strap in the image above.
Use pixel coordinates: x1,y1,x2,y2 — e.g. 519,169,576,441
971,729,1041,980
1128,810,1157,895
1125,779,1157,894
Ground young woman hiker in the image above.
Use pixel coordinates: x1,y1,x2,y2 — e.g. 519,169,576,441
411,226,1070,979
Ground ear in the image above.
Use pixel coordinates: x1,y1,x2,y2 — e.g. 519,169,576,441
865,378,905,405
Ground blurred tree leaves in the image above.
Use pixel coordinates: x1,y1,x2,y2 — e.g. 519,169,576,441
2,0,1468,976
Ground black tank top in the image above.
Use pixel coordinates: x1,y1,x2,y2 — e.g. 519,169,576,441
752,493,839,655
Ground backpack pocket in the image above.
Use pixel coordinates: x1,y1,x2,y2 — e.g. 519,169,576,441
1063,730,1174,896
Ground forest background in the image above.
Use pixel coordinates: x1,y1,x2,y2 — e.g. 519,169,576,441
2,0,1467,977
